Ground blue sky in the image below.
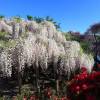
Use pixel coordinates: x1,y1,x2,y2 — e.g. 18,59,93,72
0,0,100,33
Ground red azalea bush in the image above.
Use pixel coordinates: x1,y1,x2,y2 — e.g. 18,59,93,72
8,66,100,100
68,66,100,100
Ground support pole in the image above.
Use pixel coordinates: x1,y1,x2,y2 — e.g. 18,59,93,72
18,65,21,94
93,32,98,70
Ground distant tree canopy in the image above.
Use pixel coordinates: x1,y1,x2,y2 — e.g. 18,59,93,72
0,15,5,19
27,15,60,30
85,23,100,56
86,23,100,35
65,31,81,42
65,31,93,54
45,16,53,22
27,15,33,21
85,23,100,42
45,16,61,30
13,16,22,23
33,16,44,23
89,23,100,34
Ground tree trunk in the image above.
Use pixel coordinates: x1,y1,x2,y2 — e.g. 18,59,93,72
93,32,98,70
56,79,60,96
18,67,21,94
35,58,40,99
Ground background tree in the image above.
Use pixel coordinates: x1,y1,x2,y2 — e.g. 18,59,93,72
27,15,61,29
45,16,53,22
66,31,80,42
87,23,100,70
33,16,44,23
27,15,33,21
0,15,5,20
45,16,60,30
53,22,61,30
88,23,100,50
88,23,100,34
13,16,22,23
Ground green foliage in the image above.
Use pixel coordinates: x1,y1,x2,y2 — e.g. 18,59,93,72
27,15,44,23
80,41,91,54
13,16,22,23
96,35,100,41
17,85,32,99
26,15,60,29
0,32,17,48
46,16,53,22
65,33,80,41
65,33,93,55
0,40,16,48
27,15,33,21
0,97,3,100
89,23,100,34
0,95,12,100
79,47,84,55
70,35,80,41
53,22,61,30
0,15,5,20
45,16,60,30
65,33,71,40
33,16,44,23
0,32,8,38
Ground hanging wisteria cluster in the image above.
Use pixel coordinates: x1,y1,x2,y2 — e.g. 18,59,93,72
0,19,94,77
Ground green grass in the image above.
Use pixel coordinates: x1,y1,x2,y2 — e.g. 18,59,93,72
0,32,17,48
80,41,93,55
0,32,8,38
0,40,16,48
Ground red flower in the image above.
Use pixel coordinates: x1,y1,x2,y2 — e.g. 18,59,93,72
86,95,96,100
44,87,52,98
69,83,77,93
88,72,96,80
23,96,27,100
53,96,58,100
97,64,100,68
81,67,87,73
47,91,52,98
75,85,80,92
61,96,67,100
79,75,85,80
74,74,80,80
74,72,88,81
88,84,95,89
94,71,100,76
30,95,36,100
82,84,88,90
12,96,17,100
